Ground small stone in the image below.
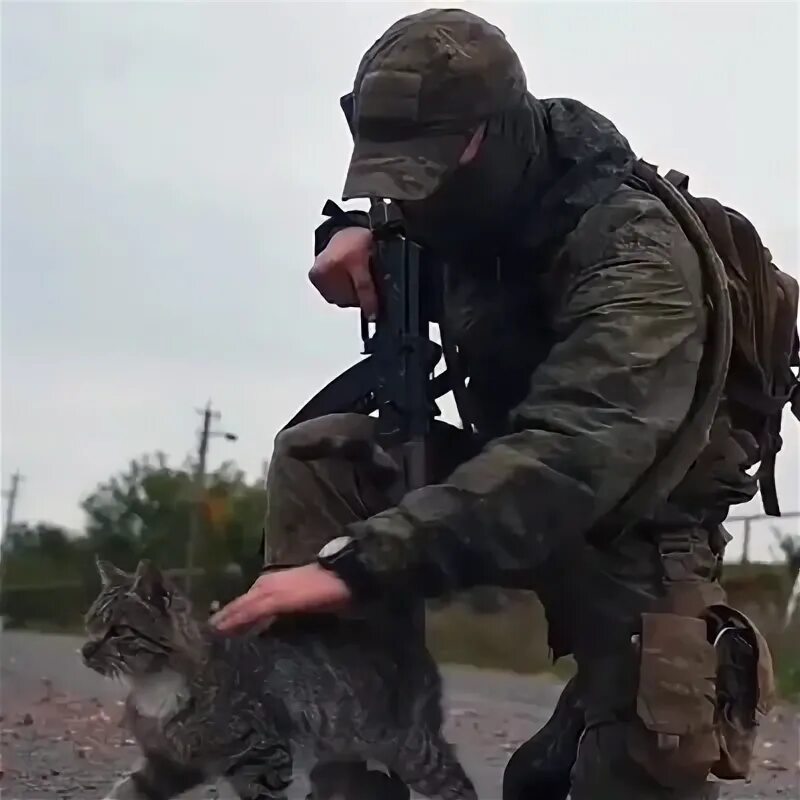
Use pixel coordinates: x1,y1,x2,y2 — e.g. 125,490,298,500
21,713,33,726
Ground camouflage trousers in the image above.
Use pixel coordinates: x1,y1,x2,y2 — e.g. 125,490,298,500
264,413,766,800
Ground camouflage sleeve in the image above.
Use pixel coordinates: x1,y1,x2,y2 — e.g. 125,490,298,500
347,192,707,596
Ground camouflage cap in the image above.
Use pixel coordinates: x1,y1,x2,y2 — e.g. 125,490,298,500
342,8,528,202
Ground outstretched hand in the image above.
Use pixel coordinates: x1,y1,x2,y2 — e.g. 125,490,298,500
209,564,353,634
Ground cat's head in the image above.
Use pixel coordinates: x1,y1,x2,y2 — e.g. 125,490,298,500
81,558,202,679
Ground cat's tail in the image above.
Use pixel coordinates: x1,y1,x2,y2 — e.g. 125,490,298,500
391,731,477,800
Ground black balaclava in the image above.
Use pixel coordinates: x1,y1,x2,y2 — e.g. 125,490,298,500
397,95,552,260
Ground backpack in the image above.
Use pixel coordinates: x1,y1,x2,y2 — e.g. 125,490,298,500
593,160,799,541
660,165,800,516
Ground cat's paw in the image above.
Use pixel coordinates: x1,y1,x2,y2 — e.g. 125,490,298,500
102,776,146,800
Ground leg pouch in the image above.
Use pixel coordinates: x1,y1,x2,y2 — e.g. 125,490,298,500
706,603,775,780
627,613,719,788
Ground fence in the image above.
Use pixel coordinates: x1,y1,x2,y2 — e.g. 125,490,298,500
725,511,800,564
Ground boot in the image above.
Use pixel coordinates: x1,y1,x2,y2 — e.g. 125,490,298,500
502,675,584,800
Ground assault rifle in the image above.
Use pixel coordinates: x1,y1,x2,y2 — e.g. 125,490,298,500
283,199,457,492
282,201,458,800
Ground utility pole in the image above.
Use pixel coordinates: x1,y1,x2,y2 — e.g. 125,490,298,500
2,471,24,537
185,402,237,596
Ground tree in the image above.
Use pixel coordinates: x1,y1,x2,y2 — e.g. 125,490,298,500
771,526,800,578
0,522,91,628
0,454,267,627
1,521,82,577
81,452,266,578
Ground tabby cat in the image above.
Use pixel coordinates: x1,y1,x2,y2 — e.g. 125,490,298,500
81,558,476,800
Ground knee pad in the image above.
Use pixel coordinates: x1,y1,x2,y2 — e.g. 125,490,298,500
274,413,377,459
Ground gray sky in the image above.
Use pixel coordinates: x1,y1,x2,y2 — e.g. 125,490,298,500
2,1,798,561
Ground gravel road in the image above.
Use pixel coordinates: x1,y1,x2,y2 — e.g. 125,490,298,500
1,630,797,799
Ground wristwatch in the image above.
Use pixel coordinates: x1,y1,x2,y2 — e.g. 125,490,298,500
316,536,377,601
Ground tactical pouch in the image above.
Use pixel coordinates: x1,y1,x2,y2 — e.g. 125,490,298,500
628,604,775,788
628,613,720,788
706,604,775,780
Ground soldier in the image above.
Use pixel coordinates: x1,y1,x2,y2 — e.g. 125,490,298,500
213,8,776,800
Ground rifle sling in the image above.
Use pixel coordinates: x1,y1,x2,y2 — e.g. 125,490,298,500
281,355,456,432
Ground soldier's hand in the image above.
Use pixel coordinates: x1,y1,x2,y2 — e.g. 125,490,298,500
209,564,352,634
308,227,378,320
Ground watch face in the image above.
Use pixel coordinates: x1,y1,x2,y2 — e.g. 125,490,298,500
318,536,353,559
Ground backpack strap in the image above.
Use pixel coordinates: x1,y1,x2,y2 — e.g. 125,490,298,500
665,169,690,192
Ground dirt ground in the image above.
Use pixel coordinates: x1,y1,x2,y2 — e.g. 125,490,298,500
1,630,797,799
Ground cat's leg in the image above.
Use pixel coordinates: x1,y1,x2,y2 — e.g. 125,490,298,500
225,742,293,800
306,762,410,800
263,415,477,800
390,731,477,800
102,754,205,800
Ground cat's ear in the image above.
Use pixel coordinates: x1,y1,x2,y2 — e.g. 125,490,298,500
95,556,128,588
132,559,171,610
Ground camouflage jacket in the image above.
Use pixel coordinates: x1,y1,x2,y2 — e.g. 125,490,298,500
314,97,752,594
